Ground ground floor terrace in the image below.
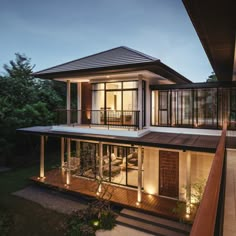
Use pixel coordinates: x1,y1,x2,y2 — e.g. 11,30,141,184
31,168,185,221
17,126,224,221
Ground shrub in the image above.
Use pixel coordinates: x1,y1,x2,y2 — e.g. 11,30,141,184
100,209,116,230
64,201,116,235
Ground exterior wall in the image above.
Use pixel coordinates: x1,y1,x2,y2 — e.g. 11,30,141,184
179,151,187,200
190,152,214,184
143,147,214,201
143,147,159,195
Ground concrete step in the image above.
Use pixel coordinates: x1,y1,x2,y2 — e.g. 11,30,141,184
116,208,191,236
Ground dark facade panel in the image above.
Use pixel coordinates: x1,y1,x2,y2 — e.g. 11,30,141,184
183,0,235,81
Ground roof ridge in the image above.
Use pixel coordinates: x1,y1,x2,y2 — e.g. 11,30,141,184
120,46,158,61
33,46,157,74
34,46,123,74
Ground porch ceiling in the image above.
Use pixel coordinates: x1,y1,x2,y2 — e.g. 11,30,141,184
183,0,236,81
17,126,220,152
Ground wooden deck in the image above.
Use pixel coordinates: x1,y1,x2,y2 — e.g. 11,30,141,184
31,169,186,221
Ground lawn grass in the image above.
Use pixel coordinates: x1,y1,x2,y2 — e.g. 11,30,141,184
0,158,66,236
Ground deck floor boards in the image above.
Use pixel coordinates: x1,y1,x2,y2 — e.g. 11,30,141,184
31,169,186,221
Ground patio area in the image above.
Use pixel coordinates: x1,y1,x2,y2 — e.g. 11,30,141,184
31,169,188,221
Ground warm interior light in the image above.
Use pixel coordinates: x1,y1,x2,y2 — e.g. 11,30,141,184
86,111,91,119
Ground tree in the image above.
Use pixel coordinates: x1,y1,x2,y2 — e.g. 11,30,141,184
206,72,217,82
0,53,64,165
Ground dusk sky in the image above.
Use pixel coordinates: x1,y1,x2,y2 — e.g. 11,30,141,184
0,0,213,82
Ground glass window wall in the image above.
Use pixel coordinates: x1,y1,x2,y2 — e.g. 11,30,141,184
151,87,236,130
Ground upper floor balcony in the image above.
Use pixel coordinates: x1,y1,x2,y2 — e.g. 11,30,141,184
52,109,150,137
55,109,140,129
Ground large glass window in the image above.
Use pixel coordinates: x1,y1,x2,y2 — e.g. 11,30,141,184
172,90,193,127
73,141,98,179
72,141,143,188
158,91,169,126
196,89,217,128
92,81,139,127
151,87,236,129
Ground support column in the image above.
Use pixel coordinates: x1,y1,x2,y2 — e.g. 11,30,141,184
66,138,71,185
98,142,103,193
137,146,142,203
138,75,143,129
186,151,191,214
99,142,103,178
61,137,65,168
145,79,150,127
66,80,71,125
40,135,45,178
75,140,80,168
77,82,82,124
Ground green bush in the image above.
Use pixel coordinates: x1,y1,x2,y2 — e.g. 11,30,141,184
64,201,116,235
100,210,116,230
66,223,95,236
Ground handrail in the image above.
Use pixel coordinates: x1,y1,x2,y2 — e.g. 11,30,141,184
55,109,140,129
190,122,227,236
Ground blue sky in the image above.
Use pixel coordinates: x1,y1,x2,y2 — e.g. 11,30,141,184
0,0,213,82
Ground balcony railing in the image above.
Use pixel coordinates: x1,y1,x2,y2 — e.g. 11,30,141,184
190,122,227,236
55,109,140,129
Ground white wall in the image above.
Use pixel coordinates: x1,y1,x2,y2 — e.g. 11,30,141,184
179,151,187,200
143,147,159,195
143,147,214,202
190,152,214,184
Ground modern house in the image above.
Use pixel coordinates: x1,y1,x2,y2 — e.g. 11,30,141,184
17,0,235,235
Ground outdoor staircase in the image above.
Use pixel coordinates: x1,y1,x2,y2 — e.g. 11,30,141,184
116,209,191,236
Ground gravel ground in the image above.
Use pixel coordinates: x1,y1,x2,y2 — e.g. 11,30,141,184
14,185,152,236
13,185,87,214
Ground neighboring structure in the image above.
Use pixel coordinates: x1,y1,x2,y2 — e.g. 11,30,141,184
17,1,236,229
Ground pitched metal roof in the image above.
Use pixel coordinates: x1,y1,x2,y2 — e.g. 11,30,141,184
34,46,158,76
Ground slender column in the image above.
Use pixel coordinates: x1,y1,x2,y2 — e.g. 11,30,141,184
113,146,117,157
75,140,80,168
186,151,191,214
66,138,71,185
77,82,82,124
138,75,143,129
66,80,71,125
98,142,103,193
40,135,45,178
145,79,150,127
61,137,65,168
137,146,142,203
99,142,103,178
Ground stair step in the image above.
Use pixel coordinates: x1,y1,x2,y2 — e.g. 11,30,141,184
120,208,191,234
116,215,187,236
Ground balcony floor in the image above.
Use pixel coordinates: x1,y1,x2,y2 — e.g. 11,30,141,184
31,169,190,222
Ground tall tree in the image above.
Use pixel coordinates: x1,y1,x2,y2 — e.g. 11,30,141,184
0,53,64,165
